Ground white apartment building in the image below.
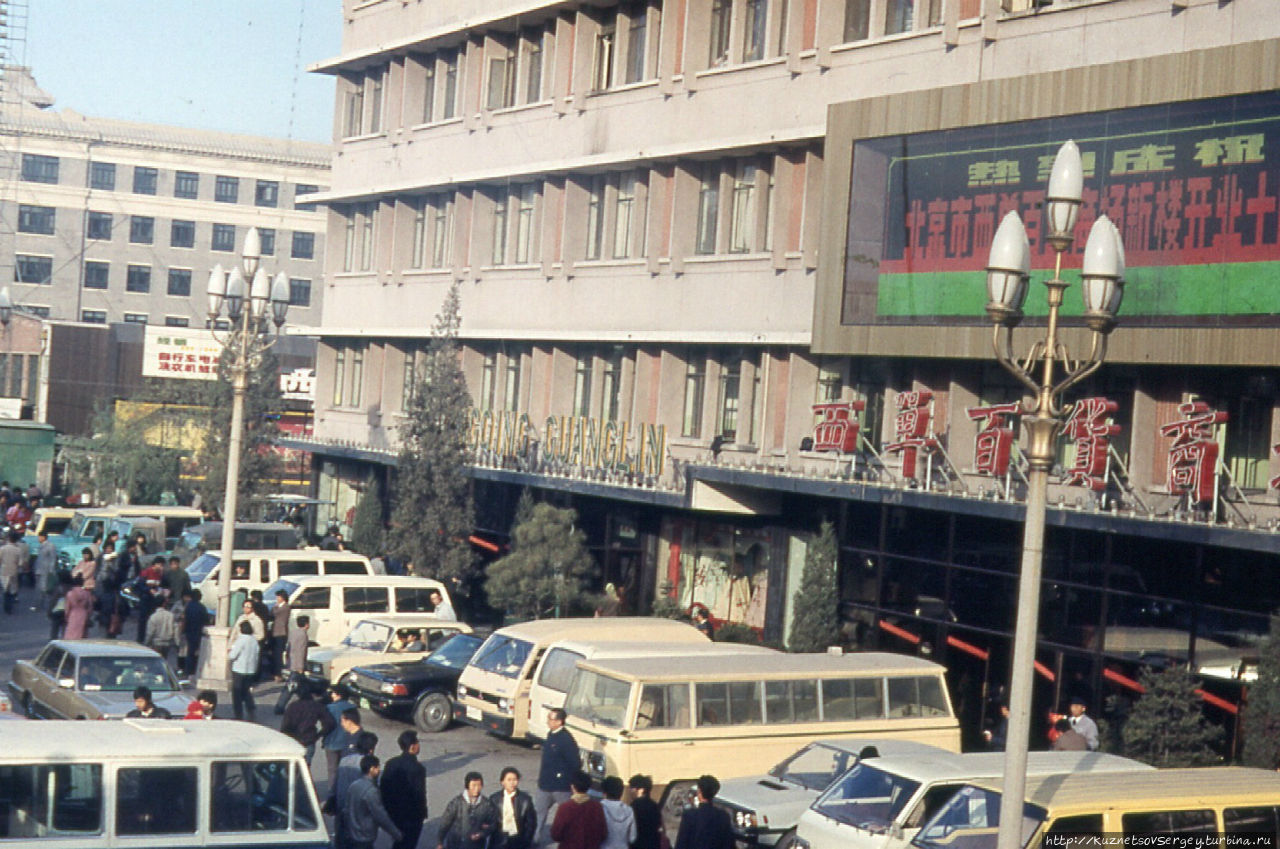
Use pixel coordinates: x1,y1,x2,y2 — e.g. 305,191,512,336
0,67,331,327
301,0,1280,741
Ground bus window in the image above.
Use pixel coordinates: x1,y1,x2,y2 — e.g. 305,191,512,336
822,678,882,720
1225,807,1279,839
888,676,950,717
1044,813,1105,849
696,683,729,726
636,683,690,729
279,560,320,577
292,587,331,609
764,680,818,723
0,764,103,838
293,763,318,830
1122,810,1216,836
117,766,198,835
211,761,291,832
395,587,436,613
728,681,763,724
538,649,586,694
343,587,389,613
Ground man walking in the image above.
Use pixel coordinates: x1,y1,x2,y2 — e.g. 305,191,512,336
0,530,26,614
490,767,537,849
330,730,379,849
161,555,191,604
181,589,209,680
344,755,404,849
324,689,359,779
1067,696,1100,751
275,614,313,714
536,708,579,845
280,680,336,768
437,772,498,849
549,771,607,849
34,529,58,611
382,730,428,849
228,620,259,721
674,776,733,849
144,599,178,668
270,589,292,681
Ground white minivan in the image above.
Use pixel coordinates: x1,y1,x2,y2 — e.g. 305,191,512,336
266,574,455,646
525,638,778,740
186,549,375,611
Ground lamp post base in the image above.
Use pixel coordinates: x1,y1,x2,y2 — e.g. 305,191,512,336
195,625,233,692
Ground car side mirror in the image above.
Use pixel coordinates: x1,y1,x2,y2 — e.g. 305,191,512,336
889,823,905,841
57,677,75,689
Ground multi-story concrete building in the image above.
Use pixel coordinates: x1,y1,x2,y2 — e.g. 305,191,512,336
299,0,1280,744
0,67,330,327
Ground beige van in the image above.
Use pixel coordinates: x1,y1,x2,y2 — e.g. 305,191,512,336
563,652,959,806
186,549,374,612
266,574,455,646
526,638,777,741
910,767,1280,849
453,617,709,740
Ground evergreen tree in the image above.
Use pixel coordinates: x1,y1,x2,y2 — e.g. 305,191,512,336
388,282,477,596
1243,614,1280,769
788,521,840,652
196,344,283,516
1121,666,1222,767
349,473,386,556
66,404,184,504
484,502,595,620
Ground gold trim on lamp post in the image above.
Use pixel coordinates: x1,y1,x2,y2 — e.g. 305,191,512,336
989,141,1125,849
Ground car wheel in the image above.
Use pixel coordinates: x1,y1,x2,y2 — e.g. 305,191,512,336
414,693,452,733
775,829,799,849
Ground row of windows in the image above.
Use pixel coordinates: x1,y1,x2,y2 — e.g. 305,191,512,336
0,353,41,401
24,154,321,207
341,0,947,138
69,260,311,306
76,310,189,327
339,153,800,272
18,207,316,258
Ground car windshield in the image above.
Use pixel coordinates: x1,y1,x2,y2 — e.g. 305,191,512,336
912,786,1044,849
77,656,176,692
564,669,632,728
187,553,219,583
469,635,533,679
811,763,921,830
768,743,861,791
38,514,72,535
342,621,394,651
427,634,482,669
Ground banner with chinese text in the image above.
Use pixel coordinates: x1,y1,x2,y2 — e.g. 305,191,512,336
141,327,222,380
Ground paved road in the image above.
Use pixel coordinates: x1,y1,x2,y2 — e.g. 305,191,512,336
0,593,542,848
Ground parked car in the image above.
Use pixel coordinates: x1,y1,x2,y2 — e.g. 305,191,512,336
267,574,455,646
301,615,472,690
7,639,188,719
22,506,75,557
170,521,303,567
343,632,483,733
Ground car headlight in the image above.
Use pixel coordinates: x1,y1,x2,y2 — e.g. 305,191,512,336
585,751,605,777
379,682,396,695
306,661,323,675
734,811,758,829
457,685,466,700
498,698,511,712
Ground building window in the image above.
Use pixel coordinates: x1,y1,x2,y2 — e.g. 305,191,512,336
18,205,55,235
345,77,366,136
585,175,606,260
442,50,460,119
174,170,199,198
504,349,522,412
89,161,116,190
480,351,498,410
729,164,757,253
431,195,453,268
215,175,239,203
255,180,279,208
402,346,419,409
344,209,356,272
123,313,148,324
83,262,109,290
411,200,428,268
14,255,52,285
359,203,375,271
421,58,437,122
171,219,196,248
165,316,190,327
709,0,732,66
25,306,50,318
884,0,913,34
683,350,707,438
350,346,365,407
21,153,59,184
133,166,158,195
81,309,107,324
613,171,644,259
87,211,113,240
573,353,593,418
289,278,312,307
717,351,742,440
129,215,155,245
168,268,192,296
369,73,384,132
514,184,537,264
524,28,544,102
258,228,276,256
594,21,616,90
295,184,319,210
333,347,346,406
743,0,768,61
816,357,845,404
491,192,509,265
486,37,516,110
292,231,315,259
601,347,624,421
844,0,871,41
126,264,151,293
212,223,236,252
695,166,720,255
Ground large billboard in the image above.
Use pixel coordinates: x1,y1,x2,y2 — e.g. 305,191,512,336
843,90,1280,327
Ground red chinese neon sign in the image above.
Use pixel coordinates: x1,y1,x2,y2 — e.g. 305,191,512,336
884,391,937,479
966,403,1020,477
1159,401,1227,505
1062,397,1120,491
811,402,864,454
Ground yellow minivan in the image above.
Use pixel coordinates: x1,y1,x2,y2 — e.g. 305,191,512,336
910,767,1280,849
563,651,959,806
453,617,709,740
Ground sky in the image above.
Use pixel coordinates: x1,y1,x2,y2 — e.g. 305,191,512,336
25,1,342,144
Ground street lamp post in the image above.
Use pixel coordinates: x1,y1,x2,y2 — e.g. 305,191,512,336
986,141,1125,849
196,227,291,690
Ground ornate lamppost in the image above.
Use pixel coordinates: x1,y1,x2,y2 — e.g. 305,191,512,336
985,141,1125,849
196,227,291,689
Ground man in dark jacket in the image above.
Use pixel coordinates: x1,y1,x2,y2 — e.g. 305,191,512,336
536,708,579,844
674,775,733,849
180,589,209,679
628,774,663,849
345,755,403,849
549,771,607,849
490,766,537,849
279,680,336,768
381,730,428,849
436,771,498,849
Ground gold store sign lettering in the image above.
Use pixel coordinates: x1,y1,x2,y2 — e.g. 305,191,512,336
466,409,667,477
